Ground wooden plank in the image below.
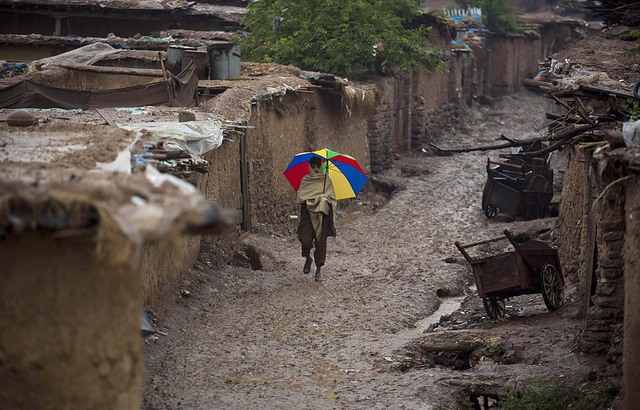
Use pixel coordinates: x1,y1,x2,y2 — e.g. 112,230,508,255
477,253,520,294
94,108,116,127
459,235,507,249
488,160,523,170
455,241,474,264
579,84,635,99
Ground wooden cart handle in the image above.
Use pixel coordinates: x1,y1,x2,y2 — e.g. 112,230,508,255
457,234,507,249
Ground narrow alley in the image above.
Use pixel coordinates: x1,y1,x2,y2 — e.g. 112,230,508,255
143,91,592,409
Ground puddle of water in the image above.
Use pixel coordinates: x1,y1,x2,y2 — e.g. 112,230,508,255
413,296,466,331
374,295,467,354
397,295,466,339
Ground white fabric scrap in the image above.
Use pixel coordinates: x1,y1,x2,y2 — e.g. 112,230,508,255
623,120,640,148
144,165,196,196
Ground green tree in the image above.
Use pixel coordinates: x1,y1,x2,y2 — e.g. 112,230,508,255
481,0,520,34
240,0,439,77
454,0,520,34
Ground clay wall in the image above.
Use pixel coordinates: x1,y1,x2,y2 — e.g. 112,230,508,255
557,147,591,287
141,234,202,305
558,148,628,366
246,91,370,225
368,26,553,172
487,34,541,97
0,225,143,409
368,51,473,171
368,76,398,174
140,138,242,304
199,136,244,265
582,167,626,359
623,178,640,408
411,54,471,149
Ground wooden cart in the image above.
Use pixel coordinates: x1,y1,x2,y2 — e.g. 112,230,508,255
481,159,553,220
455,230,564,319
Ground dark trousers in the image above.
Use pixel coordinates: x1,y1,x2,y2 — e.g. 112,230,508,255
298,204,332,267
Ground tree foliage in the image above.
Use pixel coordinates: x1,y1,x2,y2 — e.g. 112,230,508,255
482,0,520,34
240,0,439,77
455,0,520,34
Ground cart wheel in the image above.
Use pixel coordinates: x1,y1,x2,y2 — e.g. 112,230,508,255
482,297,506,320
484,204,499,218
541,264,564,311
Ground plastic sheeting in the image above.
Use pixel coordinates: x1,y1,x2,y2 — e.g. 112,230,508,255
31,43,123,69
120,118,224,156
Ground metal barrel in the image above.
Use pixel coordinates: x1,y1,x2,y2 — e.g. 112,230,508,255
166,45,195,75
208,43,241,80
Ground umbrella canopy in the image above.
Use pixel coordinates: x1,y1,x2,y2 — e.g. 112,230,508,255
283,148,367,200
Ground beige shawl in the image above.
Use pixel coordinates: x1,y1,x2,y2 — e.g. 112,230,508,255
296,172,337,238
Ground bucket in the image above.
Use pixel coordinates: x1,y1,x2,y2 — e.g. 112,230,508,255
208,43,241,80
166,45,196,75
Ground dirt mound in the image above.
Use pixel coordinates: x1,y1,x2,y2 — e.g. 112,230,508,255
553,35,640,89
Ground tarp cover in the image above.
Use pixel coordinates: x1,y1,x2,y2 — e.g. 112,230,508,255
0,61,198,109
33,43,123,69
120,117,224,155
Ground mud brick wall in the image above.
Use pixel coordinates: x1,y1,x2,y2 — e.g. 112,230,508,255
139,138,242,304
368,76,400,174
623,178,640,407
583,173,625,357
410,56,469,151
558,147,591,286
486,33,541,97
246,91,370,225
369,28,551,173
199,137,243,265
368,54,473,173
0,228,143,409
140,233,202,305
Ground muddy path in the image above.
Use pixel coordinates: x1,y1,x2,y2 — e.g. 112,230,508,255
143,91,603,409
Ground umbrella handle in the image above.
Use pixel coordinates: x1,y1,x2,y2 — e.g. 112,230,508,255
323,161,328,193
323,172,327,193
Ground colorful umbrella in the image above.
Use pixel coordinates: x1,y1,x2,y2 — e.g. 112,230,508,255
283,148,368,200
